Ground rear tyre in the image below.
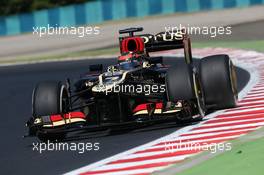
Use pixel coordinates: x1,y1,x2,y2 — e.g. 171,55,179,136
200,54,238,109
32,81,69,117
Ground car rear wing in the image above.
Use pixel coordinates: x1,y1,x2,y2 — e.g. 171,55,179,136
140,31,193,64
119,28,193,64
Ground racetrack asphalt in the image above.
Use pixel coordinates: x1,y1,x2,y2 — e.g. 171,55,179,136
0,57,249,175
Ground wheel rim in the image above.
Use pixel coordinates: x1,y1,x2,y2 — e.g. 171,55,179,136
32,87,36,117
193,73,206,117
60,85,69,113
229,60,238,103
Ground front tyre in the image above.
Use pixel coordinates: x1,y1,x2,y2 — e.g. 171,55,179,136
32,81,69,117
32,81,69,141
166,64,206,121
166,64,195,102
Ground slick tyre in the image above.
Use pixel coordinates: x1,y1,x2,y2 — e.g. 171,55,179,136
166,64,195,102
200,54,238,109
32,81,69,117
166,63,206,120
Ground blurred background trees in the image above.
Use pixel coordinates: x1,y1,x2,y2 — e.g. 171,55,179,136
0,0,92,16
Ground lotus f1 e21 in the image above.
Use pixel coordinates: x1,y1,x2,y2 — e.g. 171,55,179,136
26,27,238,141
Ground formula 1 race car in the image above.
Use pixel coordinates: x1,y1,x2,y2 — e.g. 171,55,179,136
26,27,238,141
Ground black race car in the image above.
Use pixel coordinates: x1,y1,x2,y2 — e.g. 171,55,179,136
26,27,237,141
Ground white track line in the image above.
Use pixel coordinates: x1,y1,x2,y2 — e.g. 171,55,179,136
226,104,264,111
210,113,264,120
178,128,255,139
89,167,168,175
149,135,244,149
91,155,190,171
244,96,264,101
238,100,264,105
201,118,264,127
120,146,204,159
244,94,264,99
191,122,264,133
219,107,264,114
180,127,258,136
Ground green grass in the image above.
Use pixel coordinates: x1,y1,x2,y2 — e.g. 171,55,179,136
193,40,264,52
176,132,264,175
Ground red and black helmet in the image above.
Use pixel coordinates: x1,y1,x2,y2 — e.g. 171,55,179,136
120,37,145,54
118,37,145,62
